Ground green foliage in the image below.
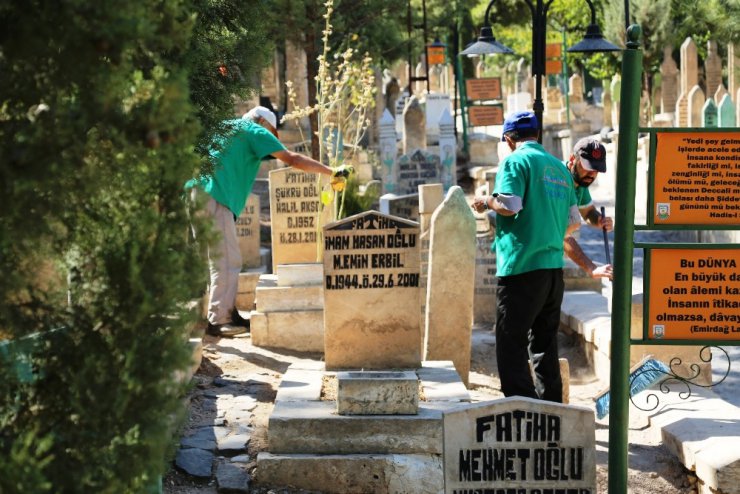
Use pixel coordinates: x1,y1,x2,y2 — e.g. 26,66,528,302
337,174,381,218
0,0,266,490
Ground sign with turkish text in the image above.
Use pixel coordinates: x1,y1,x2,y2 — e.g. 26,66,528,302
465,78,503,101
652,131,740,225
427,45,446,65
546,59,563,75
647,248,740,340
546,43,562,58
468,105,504,127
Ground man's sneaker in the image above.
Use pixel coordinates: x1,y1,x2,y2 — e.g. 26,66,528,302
231,309,251,330
206,322,248,337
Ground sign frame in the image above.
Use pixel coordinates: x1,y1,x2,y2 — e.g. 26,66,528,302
468,105,504,127
464,77,502,101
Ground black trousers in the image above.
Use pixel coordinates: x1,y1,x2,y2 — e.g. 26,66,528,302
495,268,564,403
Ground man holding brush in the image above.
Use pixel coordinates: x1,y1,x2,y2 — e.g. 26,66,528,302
563,137,613,281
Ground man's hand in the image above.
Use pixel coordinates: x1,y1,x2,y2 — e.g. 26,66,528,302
331,165,354,179
591,263,613,280
597,215,614,232
471,196,489,213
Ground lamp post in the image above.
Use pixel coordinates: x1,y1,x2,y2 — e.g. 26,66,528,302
460,0,620,143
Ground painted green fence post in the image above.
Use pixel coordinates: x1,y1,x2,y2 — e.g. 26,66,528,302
608,24,643,494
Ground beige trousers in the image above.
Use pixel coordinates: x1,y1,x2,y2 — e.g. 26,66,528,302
203,194,242,325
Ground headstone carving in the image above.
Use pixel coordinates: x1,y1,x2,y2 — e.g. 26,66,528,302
396,149,442,196
438,109,457,191
443,398,597,494
268,168,328,272
702,98,718,128
659,45,679,114
236,194,261,269
474,227,497,325
323,211,421,370
424,187,476,386
704,40,723,99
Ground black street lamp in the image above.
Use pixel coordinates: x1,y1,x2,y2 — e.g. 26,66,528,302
460,0,621,143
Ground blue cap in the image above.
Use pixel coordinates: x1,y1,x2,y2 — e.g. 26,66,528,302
502,111,539,139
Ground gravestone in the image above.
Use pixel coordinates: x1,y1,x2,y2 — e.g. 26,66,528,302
516,58,530,93
403,95,426,153
676,37,698,127
418,184,444,350
609,75,621,128
379,193,419,222
714,84,728,105
285,40,310,131
729,43,740,97
718,94,737,127
568,73,584,103
236,194,261,268
396,149,442,196
476,60,485,79
438,109,457,191
323,211,421,370
704,41,723,99
702,99,718,128
384,75,400,115
394,89,409,138
443,398,597,494
269,168,327,272
378,109,398,194
474,227,497,325
424,187,476,386
425,93,451,142
687,85,706,127
676,93,689,127
659,45,679,114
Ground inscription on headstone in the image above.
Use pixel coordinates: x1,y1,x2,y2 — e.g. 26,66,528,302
323,211,421,369
236,194,261,268
443,398,596,494
269,168,327,272
396,150,442,195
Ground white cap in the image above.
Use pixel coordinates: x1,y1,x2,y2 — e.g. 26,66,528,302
243,106,277,129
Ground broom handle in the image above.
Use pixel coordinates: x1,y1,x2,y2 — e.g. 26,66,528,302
601,206,611,265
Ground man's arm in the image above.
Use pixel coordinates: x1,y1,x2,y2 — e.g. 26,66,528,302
272,149,333,176
471,194,521,216
580,204,614,232
563,235,613,280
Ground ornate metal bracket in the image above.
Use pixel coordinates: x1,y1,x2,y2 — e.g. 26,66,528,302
629,346,731,413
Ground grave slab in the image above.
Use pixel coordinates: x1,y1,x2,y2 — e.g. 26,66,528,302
337,370,419,415
250,310,324,353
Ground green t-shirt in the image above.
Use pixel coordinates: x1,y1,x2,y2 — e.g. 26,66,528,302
493,141,577,277
574,182,593,208
188,119,286,216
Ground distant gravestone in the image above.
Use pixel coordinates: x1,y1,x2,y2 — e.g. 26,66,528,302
378,109,398,194
474,229,497,325
236,194,261,269
438,109,457,190
705,41,723,98
680,37,699,93
384,76,400,115
714,84,729,105
418,184,444,349
609,75,621,128
403,95,426,153
323,211,421,370
568,73,584,103
443,398,597,494
718,94,737,127
379,193,419,222
396,149,442,196
425,93,451,140
268,168,327,272
688,85,706,127
676,93,689,127
660,45,679,114
729,43,740,98
702,99,718,128
394,89,409,138
424,187,476,386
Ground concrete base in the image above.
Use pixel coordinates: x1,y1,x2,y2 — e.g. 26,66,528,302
257,360,468,493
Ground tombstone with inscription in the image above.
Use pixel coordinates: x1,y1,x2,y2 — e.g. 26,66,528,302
718,94,737,127
660,46,679,115
395,88,409,138
425,93,451,143
396,149,443,196
688,85,706,127
443,398,596,494
418,184,444,349
379,193,420,222
675,37,699,127
323,211,421,370
702,99,719,128
268,168,329,272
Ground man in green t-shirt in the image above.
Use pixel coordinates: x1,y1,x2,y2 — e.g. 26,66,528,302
189,106,346,337
562,137,613,280
471,111,580,403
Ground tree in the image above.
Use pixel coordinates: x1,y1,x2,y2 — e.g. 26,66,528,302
0,1,268,490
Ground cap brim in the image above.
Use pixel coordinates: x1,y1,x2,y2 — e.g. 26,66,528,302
579,157,606,173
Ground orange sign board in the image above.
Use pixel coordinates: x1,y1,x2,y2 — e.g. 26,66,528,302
546,43,562,58
545,59,562,75
465,78,502,101
468,105,504,126
427,46,446,65
647,248,740,340
653,131,740,225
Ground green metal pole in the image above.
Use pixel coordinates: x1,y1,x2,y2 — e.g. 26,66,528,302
561,28,571,128
608,24,643,494
456,55,470,154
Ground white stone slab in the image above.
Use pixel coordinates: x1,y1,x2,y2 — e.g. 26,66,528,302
337,370,419,415
276,262,323,287
250,309,324,353
275,367,323,402
255,284,323,312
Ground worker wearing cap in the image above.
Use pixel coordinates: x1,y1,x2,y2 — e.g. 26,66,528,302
472,110,579,403
188,106,349,337
562,137,614,280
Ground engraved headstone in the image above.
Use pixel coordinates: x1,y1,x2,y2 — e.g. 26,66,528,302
395,89,409,138
438,109,457,190
680,37,699,93
378,109,398,194
269,168,328,272
718,93,737,127
660,45,679,114
424,187,476,386
236,194,261,269
323,211,421,369
676,92,689,127
379,193,419,222
396,149,442,196
474,228,497,325
443,398,597,494
425,93,451,141
704,40,723,99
